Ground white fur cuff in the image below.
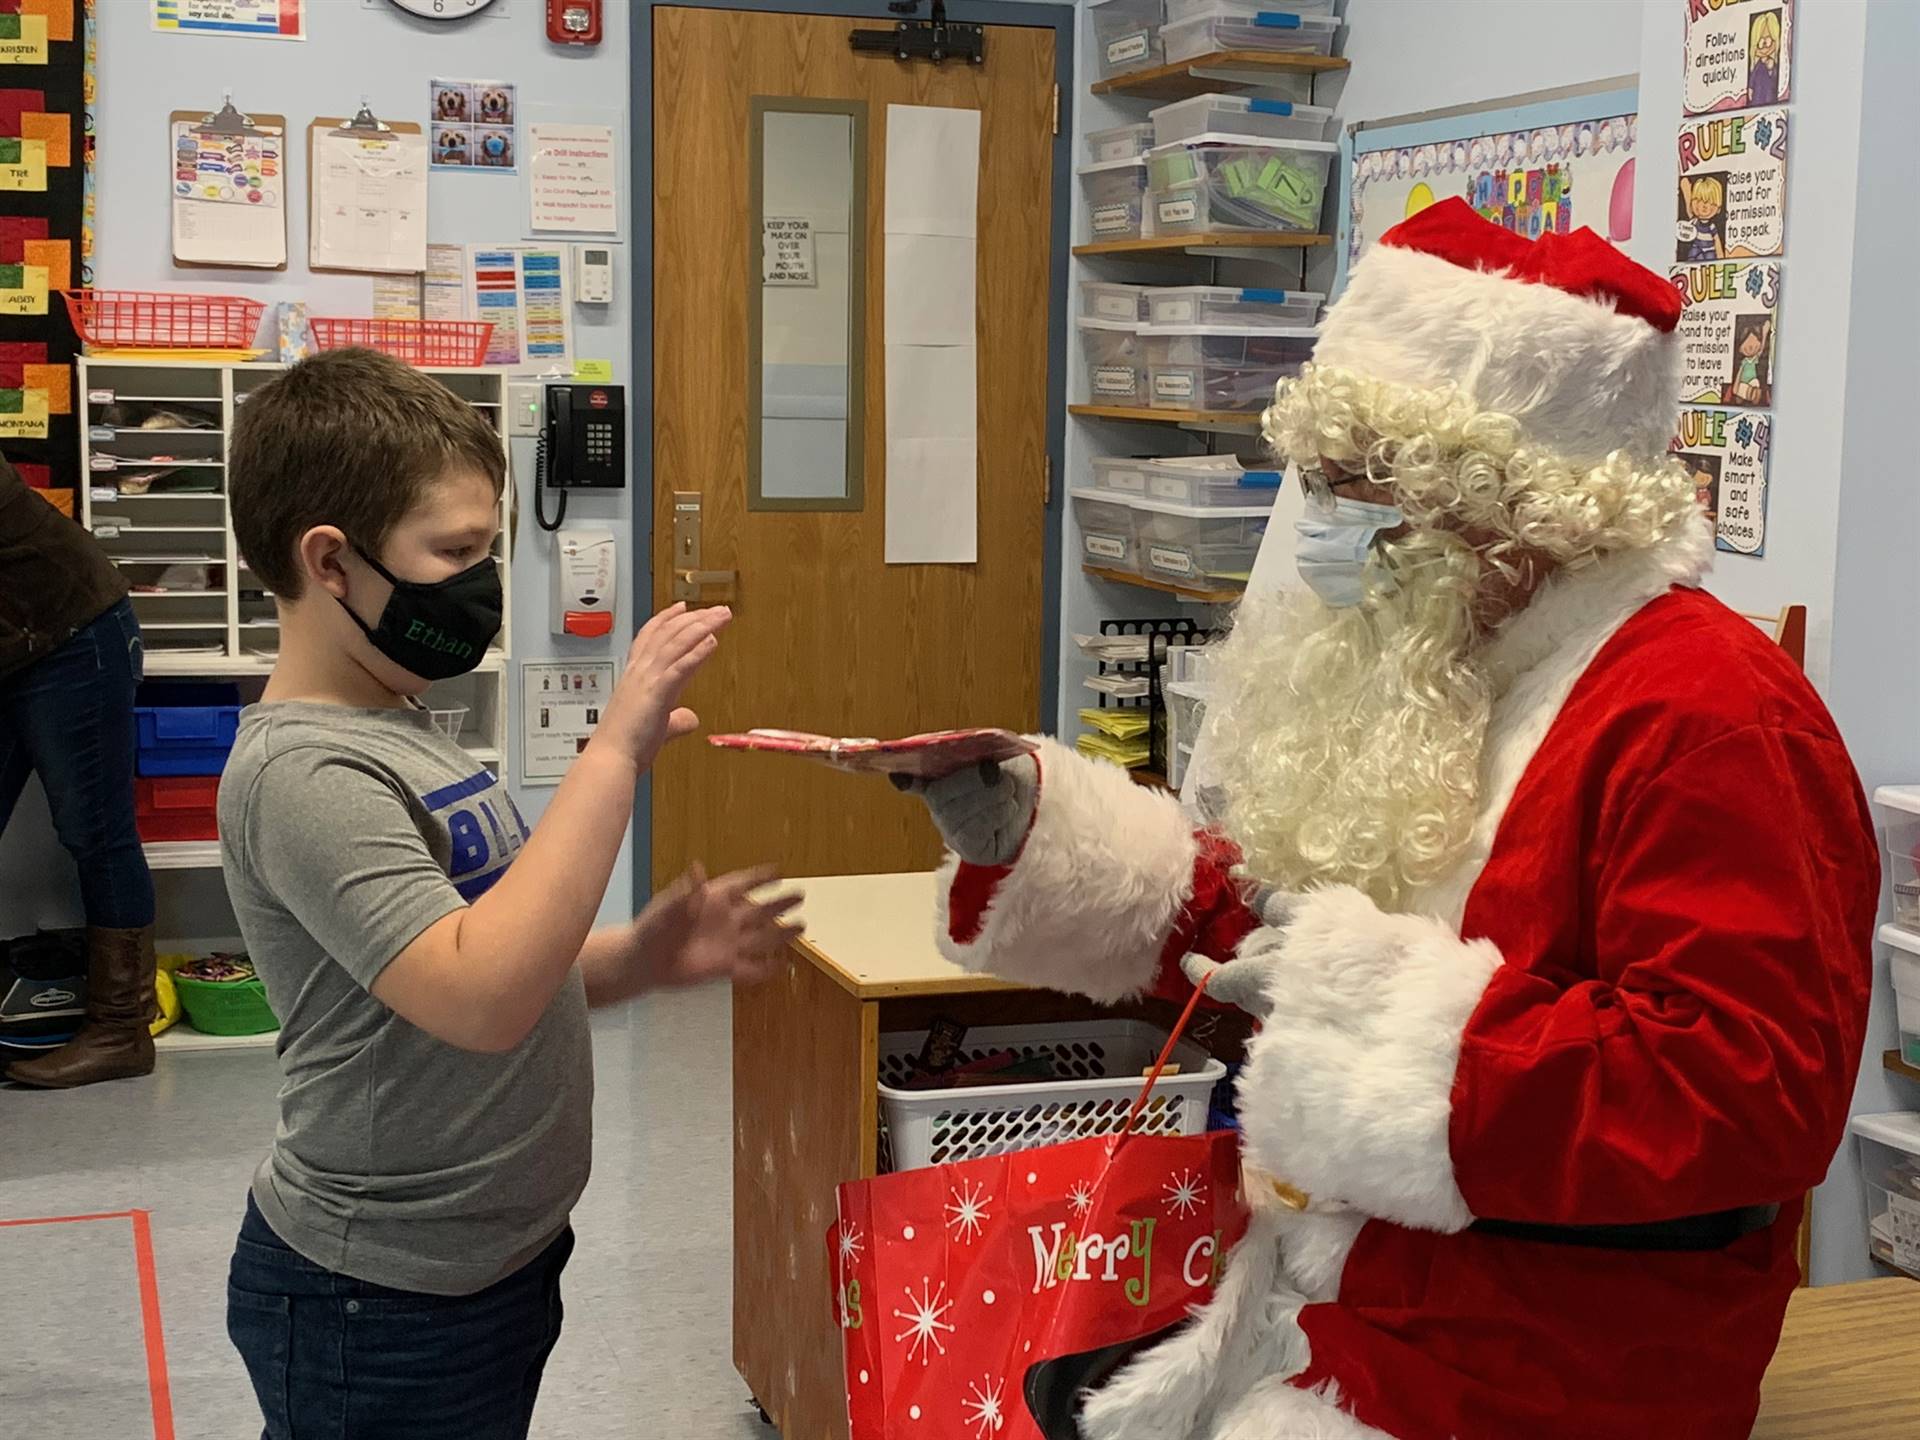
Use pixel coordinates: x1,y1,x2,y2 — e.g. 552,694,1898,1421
1236,886,1500,1232
934,738,1198,1003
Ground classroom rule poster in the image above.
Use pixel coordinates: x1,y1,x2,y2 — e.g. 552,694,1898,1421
1676,109,1787,262
1668,260,1779,410
1684,0,1791,115
1672,405,1770,556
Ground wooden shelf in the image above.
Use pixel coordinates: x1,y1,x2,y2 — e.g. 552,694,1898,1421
1885,1049,1920,1083
1132,768,1173,791
1074,231,1331,258
1069,403,1260,429
1093,50,1350,100
1083,564,1242,606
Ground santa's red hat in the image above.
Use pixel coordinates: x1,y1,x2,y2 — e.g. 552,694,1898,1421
1312,198,1682,467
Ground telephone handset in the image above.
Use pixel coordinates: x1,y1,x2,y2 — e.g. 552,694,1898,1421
534,383,626,532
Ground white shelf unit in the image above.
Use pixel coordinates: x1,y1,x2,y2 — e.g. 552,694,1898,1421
73,356,517,1051
78,357,514,767
1059,13,1347,739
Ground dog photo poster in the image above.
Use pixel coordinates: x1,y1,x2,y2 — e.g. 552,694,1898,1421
430,79,516,172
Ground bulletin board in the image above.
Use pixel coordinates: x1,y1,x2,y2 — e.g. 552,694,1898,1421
1340,83,1641,289
0,0,92,502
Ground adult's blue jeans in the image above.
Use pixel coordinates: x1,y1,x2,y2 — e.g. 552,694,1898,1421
227,1196,574,1440
0,598,154,929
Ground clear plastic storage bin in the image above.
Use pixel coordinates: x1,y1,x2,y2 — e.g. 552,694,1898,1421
1879,787,1920,926
877,1019,1226,1169
1141,324,1316,411
1161,8,1340,63
1889,927,1920,1068
1852,1112,1920,1278
1086,121,1157,164
1129,494,1271,587
1091,0,1166,78
1151,93,1335,147
1079,157,1153,241
1148,135,1336,235
1077,317,1149,405
1072,492,1141,573
1166,0,1334,20
1092,454,1282,506
1147,284,1322,328
1082,281,1152,323
1164,678,1212,790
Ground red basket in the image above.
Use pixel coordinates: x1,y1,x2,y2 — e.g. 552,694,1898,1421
307,317,496,368
61,290,266,350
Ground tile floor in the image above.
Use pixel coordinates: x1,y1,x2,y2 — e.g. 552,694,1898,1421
0,988,776,1440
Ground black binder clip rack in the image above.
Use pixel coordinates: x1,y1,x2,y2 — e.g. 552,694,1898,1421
851,0,985,66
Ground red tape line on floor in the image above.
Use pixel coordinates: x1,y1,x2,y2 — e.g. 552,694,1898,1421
0,1208,176,1439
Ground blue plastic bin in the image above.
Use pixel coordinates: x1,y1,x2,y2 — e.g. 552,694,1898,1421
134,682,242,777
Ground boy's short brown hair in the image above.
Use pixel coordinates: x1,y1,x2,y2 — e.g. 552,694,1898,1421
230,348,505,599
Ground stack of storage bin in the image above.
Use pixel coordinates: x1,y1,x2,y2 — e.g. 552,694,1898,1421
1074,456,1281,589
1078,284,1321,411
1160,2,1339,64
1147,132,1337,237
133,681,242,843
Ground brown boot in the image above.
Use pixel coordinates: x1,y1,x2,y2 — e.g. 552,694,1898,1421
6,925,157,1088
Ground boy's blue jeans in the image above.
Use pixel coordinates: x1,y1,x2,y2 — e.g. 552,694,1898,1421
0,598,154,929
227,1196,574,1440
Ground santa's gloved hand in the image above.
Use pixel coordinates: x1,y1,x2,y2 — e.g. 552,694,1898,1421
1180,891,1301,1018
890,754,1039,868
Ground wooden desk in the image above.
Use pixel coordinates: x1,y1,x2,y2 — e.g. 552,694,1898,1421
1754,1277,1920,1436
732,872,1249,1440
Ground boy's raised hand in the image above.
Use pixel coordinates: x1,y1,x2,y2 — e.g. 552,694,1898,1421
599,602,731,771
619,864,802,995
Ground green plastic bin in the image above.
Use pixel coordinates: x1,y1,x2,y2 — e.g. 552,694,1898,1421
173,973,279,1037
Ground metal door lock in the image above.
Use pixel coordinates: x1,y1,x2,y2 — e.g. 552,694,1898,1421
671,492,738,605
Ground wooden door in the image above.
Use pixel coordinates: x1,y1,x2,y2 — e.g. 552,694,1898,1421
652,6,1056,889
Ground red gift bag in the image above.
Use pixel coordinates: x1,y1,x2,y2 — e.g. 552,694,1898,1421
831,992,1249,1439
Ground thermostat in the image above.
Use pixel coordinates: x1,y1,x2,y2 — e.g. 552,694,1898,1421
575,245,614,305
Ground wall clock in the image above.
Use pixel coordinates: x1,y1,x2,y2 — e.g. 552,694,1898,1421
388,0,500,21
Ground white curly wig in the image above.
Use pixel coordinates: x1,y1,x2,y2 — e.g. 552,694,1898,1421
1199,362,1699,908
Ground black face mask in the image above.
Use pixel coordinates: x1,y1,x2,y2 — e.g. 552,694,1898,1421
340,544,502,682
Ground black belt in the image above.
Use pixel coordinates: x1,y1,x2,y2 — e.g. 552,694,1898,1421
1470,1204,1780,1252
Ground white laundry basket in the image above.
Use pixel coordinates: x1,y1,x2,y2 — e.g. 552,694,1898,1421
877,1019,1227,1172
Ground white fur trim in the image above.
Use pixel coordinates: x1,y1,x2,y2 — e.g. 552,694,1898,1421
1409,512,1714,927
1081,1207,1308,1440
934,737,1197,1003
1237,887,1500,1232
1271,1208,1367,1304
1209,1379,1394,1440
1314,245,1683,468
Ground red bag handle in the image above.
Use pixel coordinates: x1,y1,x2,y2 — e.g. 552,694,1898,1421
1115,969,1214,1150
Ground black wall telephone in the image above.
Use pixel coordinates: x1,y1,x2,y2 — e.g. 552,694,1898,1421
534,383,627,531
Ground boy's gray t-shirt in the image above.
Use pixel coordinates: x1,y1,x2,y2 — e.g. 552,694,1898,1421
219,700,592,1296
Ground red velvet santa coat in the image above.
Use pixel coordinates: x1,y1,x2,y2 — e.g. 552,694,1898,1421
936,527,1878,1440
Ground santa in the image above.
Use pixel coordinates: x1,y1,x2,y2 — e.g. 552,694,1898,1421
902,200,1879,1439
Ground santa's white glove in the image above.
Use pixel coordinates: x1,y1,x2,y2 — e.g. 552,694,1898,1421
891,754,1039,868
1179,889,1301,1019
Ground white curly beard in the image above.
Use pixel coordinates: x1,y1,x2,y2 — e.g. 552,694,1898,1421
1196,531,1493,909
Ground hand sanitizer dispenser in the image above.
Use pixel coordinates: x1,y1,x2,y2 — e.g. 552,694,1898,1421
551,527,616,639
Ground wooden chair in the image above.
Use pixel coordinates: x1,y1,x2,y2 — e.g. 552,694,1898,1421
1735,605,1816,1283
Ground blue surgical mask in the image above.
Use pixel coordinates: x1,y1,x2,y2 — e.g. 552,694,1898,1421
1293,476,1402,608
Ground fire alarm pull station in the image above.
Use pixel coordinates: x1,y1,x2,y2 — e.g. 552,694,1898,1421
552,527,617,639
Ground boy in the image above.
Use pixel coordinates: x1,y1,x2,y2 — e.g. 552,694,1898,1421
219,349,795,1439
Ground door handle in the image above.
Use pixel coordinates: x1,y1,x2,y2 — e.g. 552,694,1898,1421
674,568,737,604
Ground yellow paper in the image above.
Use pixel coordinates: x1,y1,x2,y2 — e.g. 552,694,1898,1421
21,113,71,170
22,238,69,292
0,12,50,64
0,265,50,316
0,138,48,193
0,391,51,440
573,359,614,382
24,363,72,416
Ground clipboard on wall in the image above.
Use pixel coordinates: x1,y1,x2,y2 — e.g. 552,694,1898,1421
170,99,289,271
308,104,430,275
